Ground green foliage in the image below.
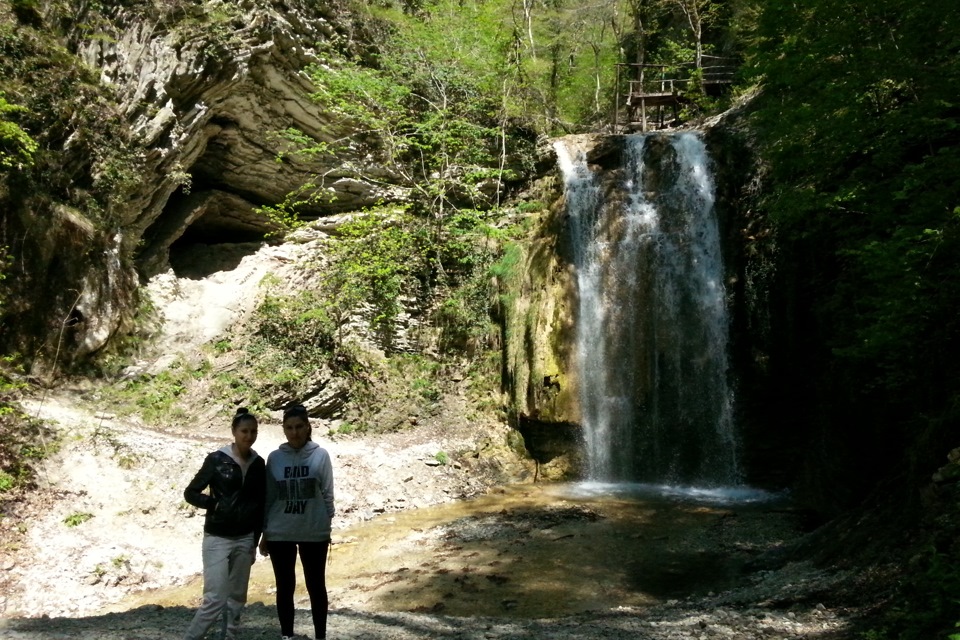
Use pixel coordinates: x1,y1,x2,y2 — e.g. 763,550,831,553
252,287,336,355
277,201,506,361
742,12,960,638
412,375,440,403
244,278,364,403
489,241,524,281
434,450,448,465
861,546,960,640
0,6,146,226
0,92,37,169
0,247,12,316
372,352,450,427
255,177,326,236
333,421,358,435
304,23,509,209
466,369,503,415
326,207,428,342
490,241,525,311
63,512,94,527
213,339,232,354
745,0,960,425
130,369,186,419
515,0,629,127
0,356,56,495
0,470,14,493
100,358,199,423
211,371,259,408
153,0,249,61
339,0,738,133
677,67,719,120
430,208,505,352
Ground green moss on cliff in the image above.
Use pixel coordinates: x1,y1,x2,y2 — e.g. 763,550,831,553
498,181,580,428
0,1,147,370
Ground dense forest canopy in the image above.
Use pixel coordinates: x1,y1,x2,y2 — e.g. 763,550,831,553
745,0,960,497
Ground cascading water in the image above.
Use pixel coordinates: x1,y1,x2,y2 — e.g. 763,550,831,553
555,133,739,487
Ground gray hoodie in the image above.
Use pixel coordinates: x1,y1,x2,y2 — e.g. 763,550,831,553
263,441,335,542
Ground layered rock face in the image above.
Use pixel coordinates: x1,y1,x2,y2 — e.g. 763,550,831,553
2,0,410,369
81,0,402,277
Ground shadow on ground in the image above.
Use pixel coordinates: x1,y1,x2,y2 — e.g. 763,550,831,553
1,600,863,639
315,483,803,618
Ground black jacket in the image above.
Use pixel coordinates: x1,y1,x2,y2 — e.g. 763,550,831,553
184,449,266,539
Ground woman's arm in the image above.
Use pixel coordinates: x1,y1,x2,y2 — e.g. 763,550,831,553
318,450,335,519
260,455,276,555
183,453,218,510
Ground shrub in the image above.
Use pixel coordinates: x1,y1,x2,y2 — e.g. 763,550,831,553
0,470,14,493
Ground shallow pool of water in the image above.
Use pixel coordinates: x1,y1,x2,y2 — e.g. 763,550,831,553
122,482,798,619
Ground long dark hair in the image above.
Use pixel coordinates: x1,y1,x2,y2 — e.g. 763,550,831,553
282,403,309,422
282,403,311,441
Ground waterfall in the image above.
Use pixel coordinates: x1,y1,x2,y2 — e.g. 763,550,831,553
556,133,739,487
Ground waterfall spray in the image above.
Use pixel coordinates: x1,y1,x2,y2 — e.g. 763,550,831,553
556,133,739,487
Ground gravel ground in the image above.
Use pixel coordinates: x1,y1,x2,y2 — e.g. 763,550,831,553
0,389,524,620
0,581,854,640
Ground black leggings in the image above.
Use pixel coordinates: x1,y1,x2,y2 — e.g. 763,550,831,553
267,540,330,639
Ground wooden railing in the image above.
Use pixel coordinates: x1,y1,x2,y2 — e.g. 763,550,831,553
614,57,737,132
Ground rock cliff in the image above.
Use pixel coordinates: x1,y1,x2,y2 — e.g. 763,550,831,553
78,0,409,276
0,0,405,370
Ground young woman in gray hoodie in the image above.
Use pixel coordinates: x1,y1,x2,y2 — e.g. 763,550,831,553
258,403,335,640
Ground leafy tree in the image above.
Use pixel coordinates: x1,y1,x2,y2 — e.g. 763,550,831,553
745,0,960,517
323,206,430,347
670,0,715,68
304,0,515,209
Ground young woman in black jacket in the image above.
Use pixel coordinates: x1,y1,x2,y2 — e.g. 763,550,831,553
182,408,266,640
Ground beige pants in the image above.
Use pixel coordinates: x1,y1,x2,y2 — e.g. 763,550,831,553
183,532,255,640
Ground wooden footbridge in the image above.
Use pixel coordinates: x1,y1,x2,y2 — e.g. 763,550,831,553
614,57,735,132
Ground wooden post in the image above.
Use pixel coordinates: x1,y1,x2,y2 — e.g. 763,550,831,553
639,66,647,132
614,63,621,133
672,79,679,125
